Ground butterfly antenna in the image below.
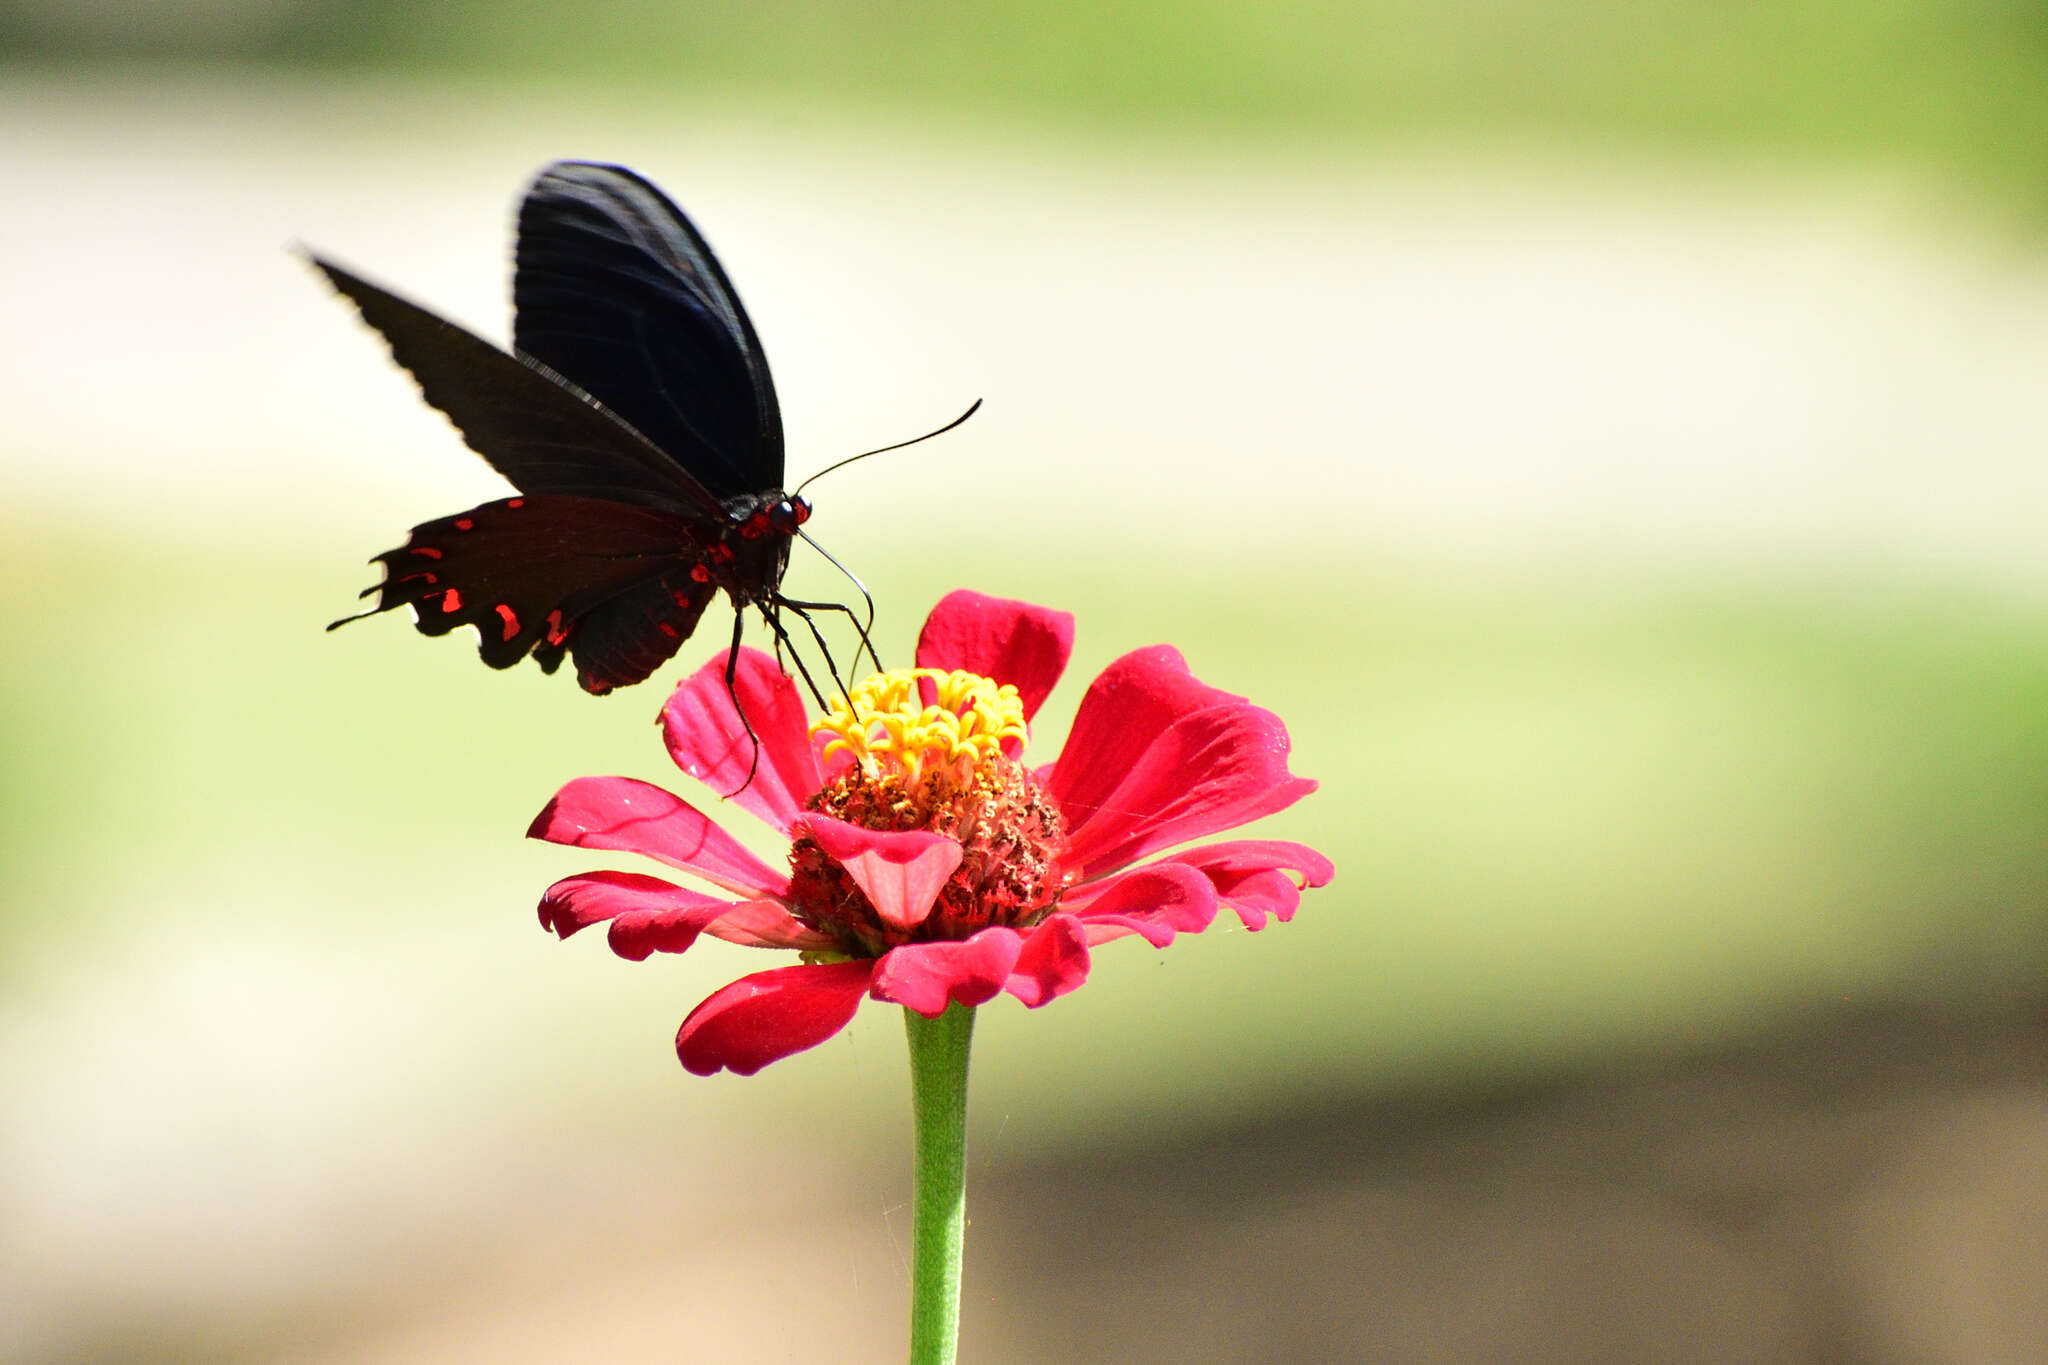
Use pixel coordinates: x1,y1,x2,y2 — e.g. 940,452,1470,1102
793,399,982,497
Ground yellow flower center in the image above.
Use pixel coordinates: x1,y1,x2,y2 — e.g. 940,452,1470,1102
792,667,1065,955
812,668,1029,784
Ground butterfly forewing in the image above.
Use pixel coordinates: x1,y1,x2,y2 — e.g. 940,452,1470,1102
308,255,723,517
513,162,784,501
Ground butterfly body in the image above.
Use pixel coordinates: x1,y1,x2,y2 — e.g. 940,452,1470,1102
314,160,813,695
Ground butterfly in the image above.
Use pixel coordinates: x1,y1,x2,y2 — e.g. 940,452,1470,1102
312,159,867,700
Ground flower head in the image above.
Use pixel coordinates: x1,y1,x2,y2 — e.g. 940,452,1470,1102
530,590,1333,1075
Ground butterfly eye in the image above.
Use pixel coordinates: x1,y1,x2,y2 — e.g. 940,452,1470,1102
769,497,810,533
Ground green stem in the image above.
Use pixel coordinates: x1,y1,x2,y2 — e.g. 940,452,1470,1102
903,1002,975,1365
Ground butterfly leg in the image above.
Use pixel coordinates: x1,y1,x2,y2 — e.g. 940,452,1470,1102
775,596,872,703
719,611,766,797
776,595,883,686
788,601,850,703
794,529,881,675
756,602,835,711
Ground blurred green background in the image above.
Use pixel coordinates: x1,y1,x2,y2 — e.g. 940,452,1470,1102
4,4,2046,1362
12,0,2048,203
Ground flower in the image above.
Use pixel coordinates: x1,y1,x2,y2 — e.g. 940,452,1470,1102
530,589,1333,1075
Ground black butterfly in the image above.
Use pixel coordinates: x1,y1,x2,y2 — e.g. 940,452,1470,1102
313,160,862,699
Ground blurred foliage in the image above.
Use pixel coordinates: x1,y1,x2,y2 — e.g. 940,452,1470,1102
5,1,2048,206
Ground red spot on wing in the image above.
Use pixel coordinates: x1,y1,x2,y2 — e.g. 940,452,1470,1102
410,546,444,560
689,564,712,584
506,498,525,509
672,589,695,608
658,622,680,639
544,610,569,645
399,571,438,585
441,589,464,613
454,518,474,532
495,603,520,640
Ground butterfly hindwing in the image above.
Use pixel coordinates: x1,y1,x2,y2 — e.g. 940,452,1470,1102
513,161,784,501
351,494,713,688
554,570,717,694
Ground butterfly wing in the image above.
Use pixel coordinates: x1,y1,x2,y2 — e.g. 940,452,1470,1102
344,494,717,694
306,253,726,517
512,161,785,501
546,572,715,695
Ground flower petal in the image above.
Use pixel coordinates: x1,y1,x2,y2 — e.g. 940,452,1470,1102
611,898,820,961
675,960,875,1076
1005,914,1092,1006
801,815,965,932
1047,647,1316,878
1061,861,1219,947
660,647,822,833
692,900,841,951
539,869,720,940
1152,839,1335,930
539,871,831,958
528,776,788,899
915,590,1075,721
869,929,1025,1015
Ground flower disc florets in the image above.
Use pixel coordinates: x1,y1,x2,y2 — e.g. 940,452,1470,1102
790,668,1066,953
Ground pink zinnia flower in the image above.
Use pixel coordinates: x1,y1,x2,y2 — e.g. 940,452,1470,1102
530,589,1332,1076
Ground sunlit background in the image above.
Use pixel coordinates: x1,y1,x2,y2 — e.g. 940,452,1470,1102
4,4,2046,1362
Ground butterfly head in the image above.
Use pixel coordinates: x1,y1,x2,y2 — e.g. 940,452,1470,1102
768,495,812,535
732,492,812,545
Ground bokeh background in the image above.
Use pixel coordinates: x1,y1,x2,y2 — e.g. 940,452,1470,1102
4,4,2046,1362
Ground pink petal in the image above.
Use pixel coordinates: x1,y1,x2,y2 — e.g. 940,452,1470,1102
1047,645,1211,818
801,815,964,932
539,872,831,958
1004,914,1092,1006
675,960,875,1076
528,776,789,899
693,900,841,951
538,869,723,940
660,647,822,833
869,929,1025,1016
1048,647,1316,877
1153,839,1334,930
610,896,822,961
915,590,1075,721
1061,861,1219,947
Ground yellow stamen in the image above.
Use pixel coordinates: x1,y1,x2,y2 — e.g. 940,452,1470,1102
813,668,1028,783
